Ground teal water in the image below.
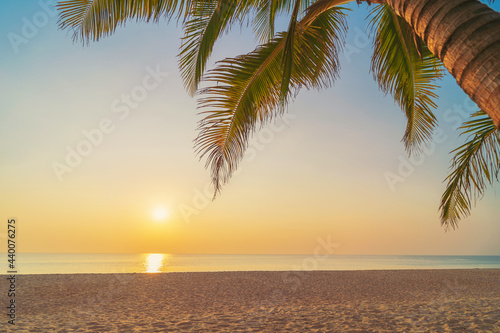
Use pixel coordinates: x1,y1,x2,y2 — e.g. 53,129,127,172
3,254,500,274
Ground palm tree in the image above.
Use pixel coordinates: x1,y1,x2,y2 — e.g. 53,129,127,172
57,0,500,228
441,111,500,228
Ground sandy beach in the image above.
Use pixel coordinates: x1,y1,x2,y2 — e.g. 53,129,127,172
3,269,500,332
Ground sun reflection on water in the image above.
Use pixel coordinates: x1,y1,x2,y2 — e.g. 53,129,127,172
145,253,165,273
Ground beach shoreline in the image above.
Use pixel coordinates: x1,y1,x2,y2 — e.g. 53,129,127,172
3,269,500,332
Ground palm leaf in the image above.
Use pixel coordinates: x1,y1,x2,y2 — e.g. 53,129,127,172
280,0,303,104
57,0,187,43
440,111,500,229
179,0,243,95
179,0,312,96
195,6,347,196
369,4,443,155
253,0,294,43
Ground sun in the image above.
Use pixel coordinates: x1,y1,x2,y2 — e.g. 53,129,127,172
152,207,169,221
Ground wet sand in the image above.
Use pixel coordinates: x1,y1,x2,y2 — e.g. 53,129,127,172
3,269,500,332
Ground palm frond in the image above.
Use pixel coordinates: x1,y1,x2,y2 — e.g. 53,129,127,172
440,111,500,229
369,4,443,155
253,0,293,42
179,0,245,95
252,0,340,43
195,7,347,196
301,0,350,26
57,0,187,43
280,0,303,103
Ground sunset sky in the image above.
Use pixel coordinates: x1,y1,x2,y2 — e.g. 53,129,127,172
1,1,499,255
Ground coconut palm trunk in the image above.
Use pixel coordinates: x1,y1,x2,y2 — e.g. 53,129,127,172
384,0,500,128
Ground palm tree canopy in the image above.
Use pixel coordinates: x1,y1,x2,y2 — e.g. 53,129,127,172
57,0,189,42
195,4,348,195
57,0,500,228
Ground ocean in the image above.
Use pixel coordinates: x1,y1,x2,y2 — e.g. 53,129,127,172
4,253,500,274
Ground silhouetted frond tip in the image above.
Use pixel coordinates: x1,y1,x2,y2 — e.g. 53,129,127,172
195,6,348,197
369,4,443,155
440,111,500,229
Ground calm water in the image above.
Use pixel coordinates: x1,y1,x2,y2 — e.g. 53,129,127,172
3,254,500,274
